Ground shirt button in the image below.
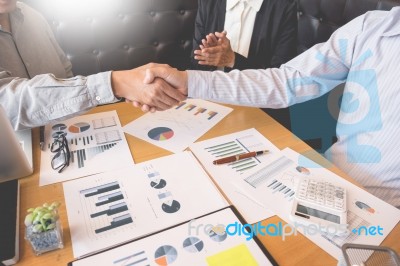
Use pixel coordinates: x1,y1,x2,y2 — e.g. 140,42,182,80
95,96,101,101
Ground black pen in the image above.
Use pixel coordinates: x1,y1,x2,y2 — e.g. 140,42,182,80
39,126,45,151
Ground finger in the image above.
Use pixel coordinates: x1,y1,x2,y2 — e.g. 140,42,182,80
198,60,212,65
132,101,141,108
199,44,204,49
144,67,171,84
206,35,215,46
201,39,209,48
215,31,227,38
141,104,150,112
194,49,202,55
155,79,186,103
202,47,221,54
161,82,187,103
208,33,218,44
145,80,182,109
149,106,157,113
194,55,210,61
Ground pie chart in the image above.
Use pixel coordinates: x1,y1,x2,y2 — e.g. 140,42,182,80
69,122,91,133
208,225,227,242
154,245,178,265
150,179,167,189
183,237,204,253
162,200,181,214
148,127,174,141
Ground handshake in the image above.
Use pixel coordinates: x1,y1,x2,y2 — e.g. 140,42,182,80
111,63,189,113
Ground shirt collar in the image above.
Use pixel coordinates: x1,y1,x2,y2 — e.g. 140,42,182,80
8,3,24,34
379,7,400,37
226,0,263,12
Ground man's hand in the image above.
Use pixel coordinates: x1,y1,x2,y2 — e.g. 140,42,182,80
194,31,235,68
130,66,188,113
111,63,186,111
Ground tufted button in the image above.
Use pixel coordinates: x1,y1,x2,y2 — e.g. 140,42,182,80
149,11,155,17
123,44,129,50
92,49,99,55
153,41,159,46
95,96,101,101
299,11,303,16
179,10,185,15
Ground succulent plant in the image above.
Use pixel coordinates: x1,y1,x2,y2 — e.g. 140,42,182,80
24,202,61,233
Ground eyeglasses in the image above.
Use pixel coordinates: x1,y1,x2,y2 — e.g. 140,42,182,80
50,134,70,173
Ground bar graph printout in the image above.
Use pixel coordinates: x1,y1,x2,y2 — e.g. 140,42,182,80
63,152,228,258
70,208,276,266
189,128,283,223
234,148,400,260
123,99,233,153
40,111,133,186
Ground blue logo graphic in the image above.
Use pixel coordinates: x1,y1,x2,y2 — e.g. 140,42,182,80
287,39,382,165
352,225,383,236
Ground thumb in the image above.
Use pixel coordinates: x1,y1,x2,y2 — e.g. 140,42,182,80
143,67,169,84
215,31,227,38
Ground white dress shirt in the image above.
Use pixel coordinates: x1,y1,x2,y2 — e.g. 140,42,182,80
188,7,400,208
224,0,263,58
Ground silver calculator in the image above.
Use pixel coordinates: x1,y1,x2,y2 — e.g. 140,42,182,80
290,177,348,235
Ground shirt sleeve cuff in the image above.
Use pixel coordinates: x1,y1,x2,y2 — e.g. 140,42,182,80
186,70,213,99
86,71,120,105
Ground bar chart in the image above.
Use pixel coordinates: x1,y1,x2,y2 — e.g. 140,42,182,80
70,142,118,169
113,250,149,266
93,116,117,129
205,133,270,173
79,181,134,236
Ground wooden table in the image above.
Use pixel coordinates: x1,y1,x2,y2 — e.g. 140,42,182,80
17,102,400,266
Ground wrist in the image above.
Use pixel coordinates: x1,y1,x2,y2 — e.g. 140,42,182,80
226,52,235,68
182,71,189,95
111,71,122,98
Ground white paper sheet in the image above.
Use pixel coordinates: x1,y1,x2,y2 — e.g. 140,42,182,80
71,208,275,266
39,111,133,186
63,152,228,258
123,99,232,153
189,128,282,224
234,148,400,260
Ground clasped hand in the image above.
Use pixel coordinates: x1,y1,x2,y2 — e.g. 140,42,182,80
193,31,235,68
111,63,188,113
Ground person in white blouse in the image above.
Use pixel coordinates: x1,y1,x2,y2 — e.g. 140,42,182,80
191,0,297,70
141,7,400,208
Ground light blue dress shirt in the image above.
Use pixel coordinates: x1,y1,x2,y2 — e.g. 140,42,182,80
0,3,117,130
188,7,400,208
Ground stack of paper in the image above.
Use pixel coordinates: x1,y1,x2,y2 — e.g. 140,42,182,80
63,152,228,258
40,111,133,186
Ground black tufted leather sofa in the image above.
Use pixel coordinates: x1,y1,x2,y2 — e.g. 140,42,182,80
22,0,198,75
22,0,400,152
